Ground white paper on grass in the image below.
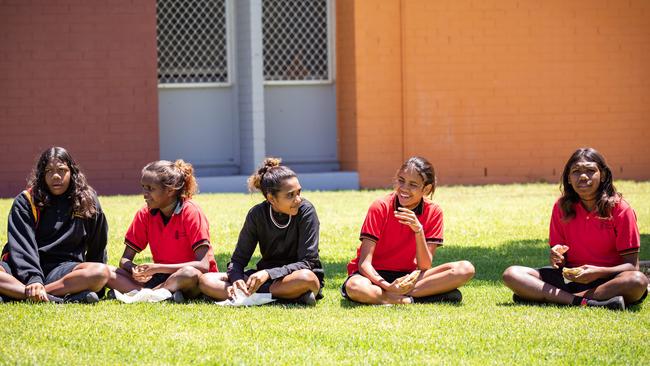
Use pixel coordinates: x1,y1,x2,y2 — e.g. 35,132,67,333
114,288,173,303
215,288,275,307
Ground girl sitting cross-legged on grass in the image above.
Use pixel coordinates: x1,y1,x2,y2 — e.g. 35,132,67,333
341,156,475,305
107,160,217,303
200,157,324,305
0,147,110,304
503,147,648,310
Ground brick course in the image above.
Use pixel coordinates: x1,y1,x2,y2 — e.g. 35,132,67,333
0,1,159,197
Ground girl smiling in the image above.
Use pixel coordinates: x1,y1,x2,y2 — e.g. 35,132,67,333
341,156,474,305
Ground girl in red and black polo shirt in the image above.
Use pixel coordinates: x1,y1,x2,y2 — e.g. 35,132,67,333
199,157,323,305
0,147,109,304
107,160,217,302
342,157,475,305
503,147,648,310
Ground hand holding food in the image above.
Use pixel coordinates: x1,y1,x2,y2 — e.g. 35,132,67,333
132,263,153,283
397,270,421,288
562,266,583,281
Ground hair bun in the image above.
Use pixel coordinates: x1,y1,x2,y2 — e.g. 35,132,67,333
257,157,281,176
248,157,287,193
174,159,194,178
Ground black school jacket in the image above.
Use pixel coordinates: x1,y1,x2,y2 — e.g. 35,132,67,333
1,192,108,285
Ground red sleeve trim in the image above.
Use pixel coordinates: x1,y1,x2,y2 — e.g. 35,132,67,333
619,247,640,256
360,233,378,243
426,237,443,245
192,240,210,252
124,239,143,253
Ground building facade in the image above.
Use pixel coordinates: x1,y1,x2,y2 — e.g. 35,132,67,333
1,0,649,197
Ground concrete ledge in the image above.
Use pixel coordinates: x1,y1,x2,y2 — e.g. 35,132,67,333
197,171,359,193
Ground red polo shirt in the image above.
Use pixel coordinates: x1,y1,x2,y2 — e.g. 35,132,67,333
347,192,444,275
549,198,640,268
125,199,216,271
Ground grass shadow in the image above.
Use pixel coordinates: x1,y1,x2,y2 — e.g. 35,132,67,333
321,238,550,289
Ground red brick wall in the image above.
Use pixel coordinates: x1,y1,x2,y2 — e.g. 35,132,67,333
337,0,405,188
0,1,159,197
338,0,650,188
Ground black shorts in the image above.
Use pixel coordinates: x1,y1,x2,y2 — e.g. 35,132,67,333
242,269,325,299
143,273,172,289
44,262,81,284
0,261,80,285
538,266,611,294
340,270,410,299
243,269,274,294
538,266,648,305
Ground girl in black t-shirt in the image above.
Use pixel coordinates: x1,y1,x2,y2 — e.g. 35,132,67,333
200,157,324,305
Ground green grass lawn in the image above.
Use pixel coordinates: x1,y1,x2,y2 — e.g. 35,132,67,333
1,182,649,365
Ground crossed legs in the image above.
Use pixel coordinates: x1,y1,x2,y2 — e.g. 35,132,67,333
502,265,648,305
199,269,320,301
344,261,475,305
0,262,110,300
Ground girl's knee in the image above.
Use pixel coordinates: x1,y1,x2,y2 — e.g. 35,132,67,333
502,265,528,285
344,277,366,296
626,271,649,290
176,266,202,281
86,263,110,280
198,272,223,288
502,266,517,283
293,269,317,282
83,263,110,290
293,269,320,290
456,260,475,279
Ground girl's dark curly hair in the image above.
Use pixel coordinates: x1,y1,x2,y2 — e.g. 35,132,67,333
559,147,619,220
27,147,97,218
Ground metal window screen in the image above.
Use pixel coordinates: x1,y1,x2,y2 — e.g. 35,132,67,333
263,0,330,82
157,0,228,85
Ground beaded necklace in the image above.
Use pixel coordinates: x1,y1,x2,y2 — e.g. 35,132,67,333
269,204,291,229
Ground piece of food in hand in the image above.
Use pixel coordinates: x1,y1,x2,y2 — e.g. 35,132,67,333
562,267,582,279
398,270,421,288
556,245,569,255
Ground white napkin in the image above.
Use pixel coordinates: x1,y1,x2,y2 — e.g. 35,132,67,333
113,288,173,303
215,289,275,307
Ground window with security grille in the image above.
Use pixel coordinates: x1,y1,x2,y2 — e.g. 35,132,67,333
263,0,331,82
157,0,229,85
